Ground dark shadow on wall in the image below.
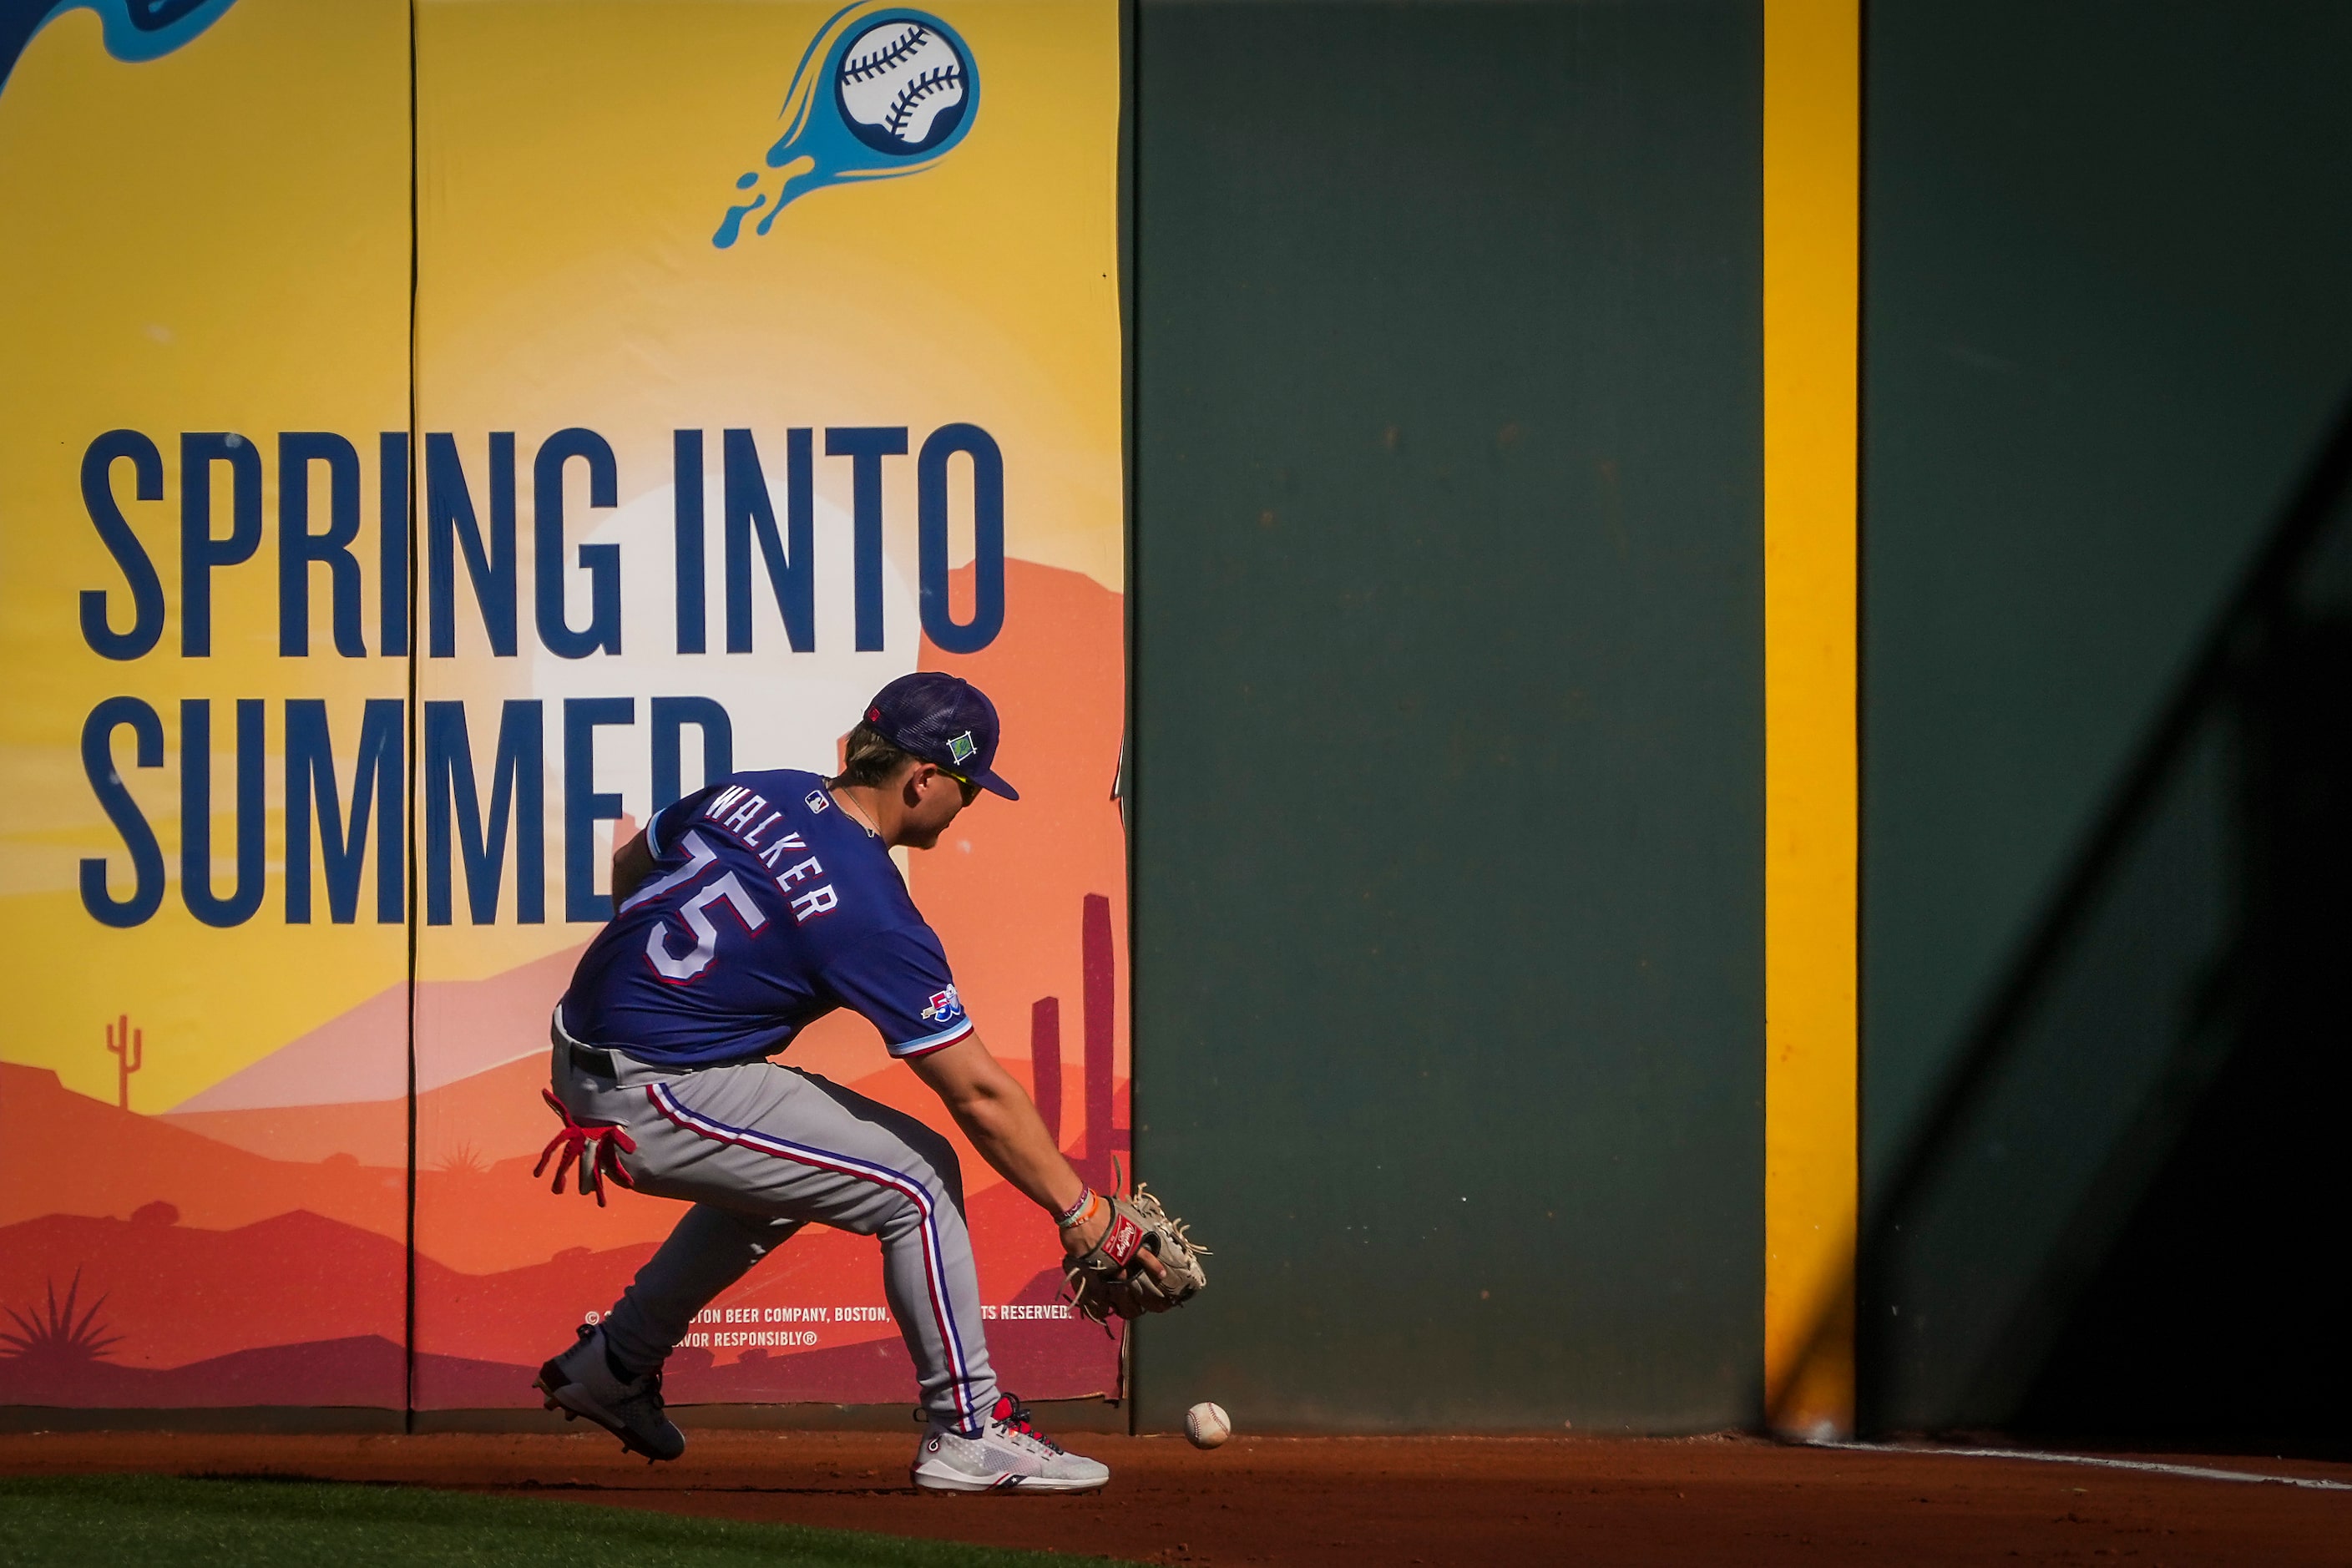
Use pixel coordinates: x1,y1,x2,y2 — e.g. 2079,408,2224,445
1854,388,2352,1454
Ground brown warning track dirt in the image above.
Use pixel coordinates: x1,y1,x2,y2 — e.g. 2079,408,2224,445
4,1429,2349,1565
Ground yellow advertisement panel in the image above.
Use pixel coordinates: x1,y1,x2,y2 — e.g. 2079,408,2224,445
2,0,1122,1417
0,1,412,1405
408,2,1128,1407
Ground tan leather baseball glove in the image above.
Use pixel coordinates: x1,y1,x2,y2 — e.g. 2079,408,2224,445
1063,1181,1209,1324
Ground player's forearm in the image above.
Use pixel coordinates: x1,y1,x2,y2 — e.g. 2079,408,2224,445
938,1082,1085,1218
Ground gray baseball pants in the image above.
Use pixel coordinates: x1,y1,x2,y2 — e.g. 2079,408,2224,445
549,1012,999,1433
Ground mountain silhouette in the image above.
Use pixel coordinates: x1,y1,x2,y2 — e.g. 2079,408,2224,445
0,1333,408,1409
0,1063,404,1241
169,944,584,1117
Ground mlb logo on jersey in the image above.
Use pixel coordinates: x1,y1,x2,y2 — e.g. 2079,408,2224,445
922,986,964,1024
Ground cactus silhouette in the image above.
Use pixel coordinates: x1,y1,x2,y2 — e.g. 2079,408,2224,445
105,1014,143,1112
0,1269,123,1367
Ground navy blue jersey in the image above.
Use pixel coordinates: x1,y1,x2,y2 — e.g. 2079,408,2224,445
560,769,973,1069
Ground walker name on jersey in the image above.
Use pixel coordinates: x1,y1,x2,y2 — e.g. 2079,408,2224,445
698,783,838,924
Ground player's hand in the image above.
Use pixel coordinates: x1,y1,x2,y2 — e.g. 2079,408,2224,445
1060,1186,1206,1323
1058,1197,1169,1282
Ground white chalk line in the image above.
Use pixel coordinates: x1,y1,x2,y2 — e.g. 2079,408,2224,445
1812,1440,2352,1492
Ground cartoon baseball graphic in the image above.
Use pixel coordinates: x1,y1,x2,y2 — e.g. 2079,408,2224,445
716,5,978,246
837,18,969,154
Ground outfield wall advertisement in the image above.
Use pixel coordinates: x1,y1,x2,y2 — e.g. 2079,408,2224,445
0,0,1128,1411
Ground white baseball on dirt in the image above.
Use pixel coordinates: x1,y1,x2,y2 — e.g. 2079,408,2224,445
1185,1401,1232,1449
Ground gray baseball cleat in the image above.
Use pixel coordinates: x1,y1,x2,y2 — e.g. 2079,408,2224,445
535,1323,685,1461
910,1392,1110,1493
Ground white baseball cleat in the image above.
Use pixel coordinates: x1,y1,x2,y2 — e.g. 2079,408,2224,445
535,1323,685,1462
910,1393,1110,1493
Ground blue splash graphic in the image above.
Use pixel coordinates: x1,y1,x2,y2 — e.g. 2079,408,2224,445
714,4,977,248
3,0,237,98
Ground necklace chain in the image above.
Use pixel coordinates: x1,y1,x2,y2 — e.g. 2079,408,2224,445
830,786,883,840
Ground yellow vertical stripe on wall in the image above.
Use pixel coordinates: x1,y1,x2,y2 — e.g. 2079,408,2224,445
1763,0,1860,1439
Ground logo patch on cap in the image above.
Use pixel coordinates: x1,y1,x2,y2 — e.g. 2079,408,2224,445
948,731,976,764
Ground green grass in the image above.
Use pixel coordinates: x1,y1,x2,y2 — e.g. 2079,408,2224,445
0,1474,1115,1567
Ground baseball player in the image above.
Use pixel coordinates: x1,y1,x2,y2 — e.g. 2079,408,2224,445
531,672,1160,1491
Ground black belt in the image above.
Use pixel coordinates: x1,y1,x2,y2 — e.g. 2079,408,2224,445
568,1040,766,1076
568,1042,620,1077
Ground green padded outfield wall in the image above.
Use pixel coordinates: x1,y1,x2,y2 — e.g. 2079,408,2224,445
1861,2,2352,1438
1129,0,1764,1432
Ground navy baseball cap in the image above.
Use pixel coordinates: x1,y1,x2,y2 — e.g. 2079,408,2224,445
863,672,1019,801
